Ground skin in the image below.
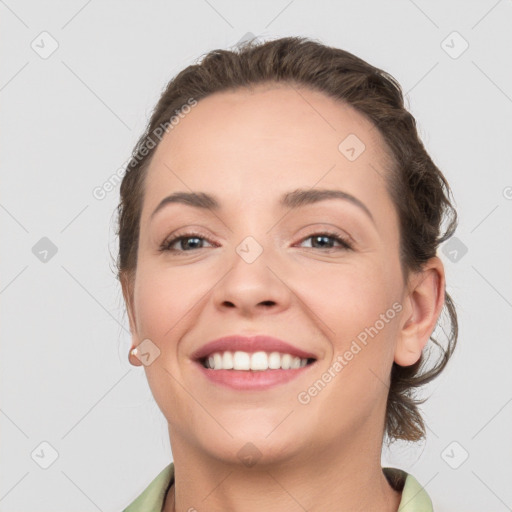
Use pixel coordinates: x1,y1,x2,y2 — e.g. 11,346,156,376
123,83,445,512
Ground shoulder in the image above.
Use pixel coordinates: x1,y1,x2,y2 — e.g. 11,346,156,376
383,467,434,511
122,462,175,512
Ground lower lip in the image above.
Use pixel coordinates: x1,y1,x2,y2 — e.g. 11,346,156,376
194,361,316,390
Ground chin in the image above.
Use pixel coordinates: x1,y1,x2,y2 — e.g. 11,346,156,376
196,427,307,468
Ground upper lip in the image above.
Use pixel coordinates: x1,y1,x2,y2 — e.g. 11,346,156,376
191,335,317,362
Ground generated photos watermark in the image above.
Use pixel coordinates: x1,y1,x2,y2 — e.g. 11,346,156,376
297,301,403,405
92,97,198,201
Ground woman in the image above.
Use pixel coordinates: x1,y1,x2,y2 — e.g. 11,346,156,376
118,36,458,511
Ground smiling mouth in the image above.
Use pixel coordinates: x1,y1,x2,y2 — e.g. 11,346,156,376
199,351,317,371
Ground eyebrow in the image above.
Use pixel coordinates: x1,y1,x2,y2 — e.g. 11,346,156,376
150,188,375,223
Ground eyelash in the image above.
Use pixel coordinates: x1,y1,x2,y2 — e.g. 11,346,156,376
158,230,353,253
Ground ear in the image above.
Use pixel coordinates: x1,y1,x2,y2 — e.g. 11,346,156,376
121,272,138,338
394,256,445,367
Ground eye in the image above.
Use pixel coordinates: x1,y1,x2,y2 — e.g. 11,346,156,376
159,232,216,253
159,230,353,254
297,231,353,251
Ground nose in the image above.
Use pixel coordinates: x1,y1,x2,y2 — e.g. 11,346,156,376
211,242,293,318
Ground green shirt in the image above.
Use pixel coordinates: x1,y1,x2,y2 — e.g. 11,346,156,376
123,462,433,511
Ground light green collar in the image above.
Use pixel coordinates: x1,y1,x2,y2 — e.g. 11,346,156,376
383,467,434,511
123,463,433,511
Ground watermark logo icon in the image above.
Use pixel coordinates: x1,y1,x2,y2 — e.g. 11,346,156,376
442,237,468,263
133,339,161,366
31,441,59,469
441,31,469,59
237,442,262,467
236,32,259,47
236,236,263,264
32,237,58,263
338,134,366,161
441,441,469,469
31,31,59,59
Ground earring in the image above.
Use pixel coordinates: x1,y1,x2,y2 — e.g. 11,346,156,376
129,346,140,365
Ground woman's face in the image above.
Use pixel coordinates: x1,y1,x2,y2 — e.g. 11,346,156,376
126,83,408,465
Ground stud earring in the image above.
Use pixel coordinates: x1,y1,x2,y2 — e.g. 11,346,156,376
129,346,140,365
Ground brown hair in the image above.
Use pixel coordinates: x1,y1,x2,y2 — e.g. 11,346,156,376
116,36,458,443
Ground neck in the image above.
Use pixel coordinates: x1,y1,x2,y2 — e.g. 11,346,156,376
163,427,401,512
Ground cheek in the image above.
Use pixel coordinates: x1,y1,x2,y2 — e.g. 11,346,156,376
306,260,399,397
295,263,399,440
132,264,204,419
308,261,396,342
133,264,198,341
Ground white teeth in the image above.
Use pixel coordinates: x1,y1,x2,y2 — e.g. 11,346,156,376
203,350,312,371
233,351,251,370
268,352,281,369
250,351,268,370
281,354,292,369
291,356,301,369
222,351,234,369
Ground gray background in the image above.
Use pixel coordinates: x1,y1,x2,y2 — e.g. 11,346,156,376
1,1,511,510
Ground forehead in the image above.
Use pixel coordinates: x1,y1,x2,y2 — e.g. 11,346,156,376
141,84,395,221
